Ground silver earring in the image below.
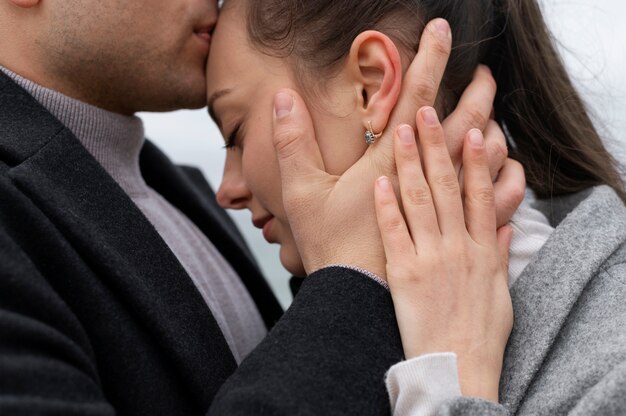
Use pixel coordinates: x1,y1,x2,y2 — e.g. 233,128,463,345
365,120,382,145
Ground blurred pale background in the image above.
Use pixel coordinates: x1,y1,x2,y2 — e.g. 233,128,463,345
140,0,626,308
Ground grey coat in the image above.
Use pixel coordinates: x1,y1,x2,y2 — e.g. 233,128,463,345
438,185,626,415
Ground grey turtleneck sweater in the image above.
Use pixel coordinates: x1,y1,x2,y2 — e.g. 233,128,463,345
1,66,266,363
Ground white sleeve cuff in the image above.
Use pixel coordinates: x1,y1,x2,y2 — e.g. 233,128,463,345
386,352,462,416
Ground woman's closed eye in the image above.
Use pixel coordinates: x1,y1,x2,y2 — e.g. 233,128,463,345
223,122,244,149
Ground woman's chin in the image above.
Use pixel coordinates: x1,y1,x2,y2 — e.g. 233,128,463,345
279,244,306,277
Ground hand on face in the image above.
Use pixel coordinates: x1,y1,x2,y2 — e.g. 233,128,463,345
271,18,525,277
374,118,515,403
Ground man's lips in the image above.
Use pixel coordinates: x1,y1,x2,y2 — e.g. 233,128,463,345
195,32,211,41
194,29,212,43
193,20,215,44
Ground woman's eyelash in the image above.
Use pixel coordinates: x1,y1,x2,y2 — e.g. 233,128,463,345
223,124,241,149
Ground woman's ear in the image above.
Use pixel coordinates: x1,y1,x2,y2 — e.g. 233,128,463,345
346,30,402,135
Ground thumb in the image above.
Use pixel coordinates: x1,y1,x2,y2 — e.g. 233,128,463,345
496,224,513,281
273,89,326,188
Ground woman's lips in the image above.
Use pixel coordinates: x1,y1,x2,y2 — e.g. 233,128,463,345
253,215,276,243
262,218,275,243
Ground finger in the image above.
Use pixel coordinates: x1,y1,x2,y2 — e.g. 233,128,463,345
385,19,452,139
442,65,497,172
374,176,416,266
455,119,505,196
417,106,465,237
272,89,327,206
493,159,526,227
483,120,508,180
496,225,514,283
394,125,440,247
463,129,497,246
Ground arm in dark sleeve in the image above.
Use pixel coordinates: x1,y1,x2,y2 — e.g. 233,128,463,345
0,231,114,415
209,267,404,415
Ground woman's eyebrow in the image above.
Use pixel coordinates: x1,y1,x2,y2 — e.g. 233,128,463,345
207,88,233,127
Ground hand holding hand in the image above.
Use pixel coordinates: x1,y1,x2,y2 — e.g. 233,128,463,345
374,110,519,402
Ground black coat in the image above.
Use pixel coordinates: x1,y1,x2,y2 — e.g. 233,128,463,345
0,71,403,415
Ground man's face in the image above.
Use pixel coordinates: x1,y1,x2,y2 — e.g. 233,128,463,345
40,0,218,113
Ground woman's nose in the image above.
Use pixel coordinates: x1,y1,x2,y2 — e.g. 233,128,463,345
216,165,252,210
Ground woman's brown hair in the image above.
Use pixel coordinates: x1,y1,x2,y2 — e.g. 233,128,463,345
244,0,625,201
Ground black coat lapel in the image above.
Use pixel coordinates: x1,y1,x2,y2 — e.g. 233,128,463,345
139,141,283,328
0,72,236,405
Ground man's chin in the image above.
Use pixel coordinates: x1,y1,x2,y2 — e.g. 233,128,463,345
139,88,207,112
186,83,210,109
146,72,208,111
185,95,209,110
173,85,209,110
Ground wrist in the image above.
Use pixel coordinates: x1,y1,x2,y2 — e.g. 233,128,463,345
457,360,501,403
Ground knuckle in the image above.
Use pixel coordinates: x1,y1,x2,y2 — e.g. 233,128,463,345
405,186,432,207
273,127,306,158
382,216,406,234
493,139,509,160
435,174,460,195
463,108,489,130
486,121,508,158
470,187,496,207
411,75,438,103
496,186,524,218
510,159,526,177
501,161,526,199
509,184,526,206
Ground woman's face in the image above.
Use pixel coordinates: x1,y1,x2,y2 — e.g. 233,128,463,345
206,3,368,276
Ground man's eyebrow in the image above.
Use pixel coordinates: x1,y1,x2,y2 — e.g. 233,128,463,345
207,88,233,127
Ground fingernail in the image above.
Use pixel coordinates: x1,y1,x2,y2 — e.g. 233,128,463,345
468,128,484,147
377,176,391,192
421,107,439,127
398,125,414,144
434,19,450,38
274,92,293,119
